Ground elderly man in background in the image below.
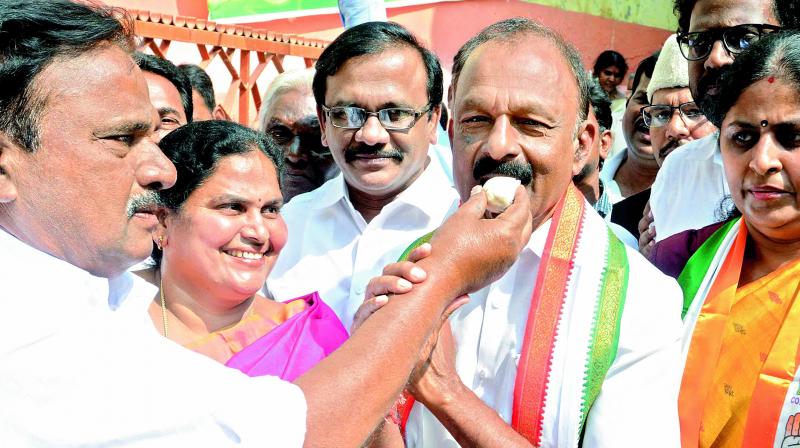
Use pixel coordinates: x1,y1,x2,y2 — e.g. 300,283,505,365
135,52,192,140
178,63,230,121
265,22,458,330
0,1,533,445
258,69,339,201
398,18,682,447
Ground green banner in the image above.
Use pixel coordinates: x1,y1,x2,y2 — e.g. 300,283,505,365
209,0,678,31
523,0,677,31
209,0,339,20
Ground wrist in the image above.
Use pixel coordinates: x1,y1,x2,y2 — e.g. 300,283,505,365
416,374,468,413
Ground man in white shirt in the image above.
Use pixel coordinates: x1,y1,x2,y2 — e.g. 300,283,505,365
266,21,459,330
0,2,533,445
401,18,683,447
646,0,784,244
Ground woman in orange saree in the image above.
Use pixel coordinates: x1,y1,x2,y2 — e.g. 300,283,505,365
651,32,800,447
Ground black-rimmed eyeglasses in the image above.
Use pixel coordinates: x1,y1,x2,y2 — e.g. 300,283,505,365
676,24,782,61
641,102,705,128
320,104,431,131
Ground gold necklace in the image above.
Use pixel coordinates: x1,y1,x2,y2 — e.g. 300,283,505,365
159,277,169,337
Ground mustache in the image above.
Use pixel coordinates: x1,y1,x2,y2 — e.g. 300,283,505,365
126,191,161,219
473,157,533,186
344,144,404,163
658,139,681,158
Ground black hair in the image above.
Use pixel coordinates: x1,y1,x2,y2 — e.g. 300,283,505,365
134,52,193,123
592,50,628,78
587,78,612,131
152,120,284,266
673,0,782,33
708,31,800,127
439,101,449,130
627,52,659,105
0,0,133,152
777,0,800,29
312,21,443,115
179,63,216,110
451,17,590,123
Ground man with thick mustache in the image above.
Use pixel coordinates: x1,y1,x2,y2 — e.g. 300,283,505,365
645,0,786,245
265,21,458,330
397,18,683,447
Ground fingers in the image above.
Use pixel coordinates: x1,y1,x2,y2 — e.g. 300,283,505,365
457,184,489,218
351,295,389,333
406,242,432,263
365,274,414,300
382,260,427,283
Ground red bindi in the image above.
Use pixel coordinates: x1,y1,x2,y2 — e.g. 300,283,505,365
768,76,775,83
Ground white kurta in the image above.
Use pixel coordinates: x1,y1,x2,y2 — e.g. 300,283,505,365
266,153,458,330
650,134,728,242
0,229,306,447
598,149,628,204
406,208,683,447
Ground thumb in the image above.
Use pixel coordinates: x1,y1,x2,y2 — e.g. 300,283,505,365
458,185,489,218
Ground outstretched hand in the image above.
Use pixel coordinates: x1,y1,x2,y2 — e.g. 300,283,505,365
426,185,532,297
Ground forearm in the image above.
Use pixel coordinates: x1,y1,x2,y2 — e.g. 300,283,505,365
296,269,455,447
424,382,532,448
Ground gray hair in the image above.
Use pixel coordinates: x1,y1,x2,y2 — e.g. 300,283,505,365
450,17,589,125
258,68,315,131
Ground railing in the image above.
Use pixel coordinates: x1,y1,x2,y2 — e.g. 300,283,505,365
129,9,328,125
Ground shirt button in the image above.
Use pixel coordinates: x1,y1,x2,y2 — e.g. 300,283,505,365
490,296,503,309
478,369,488,380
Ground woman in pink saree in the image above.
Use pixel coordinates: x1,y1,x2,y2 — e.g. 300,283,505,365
138,120,348,381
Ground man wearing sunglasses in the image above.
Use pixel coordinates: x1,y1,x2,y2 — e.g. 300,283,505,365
643,0,784,247
265,21,458,331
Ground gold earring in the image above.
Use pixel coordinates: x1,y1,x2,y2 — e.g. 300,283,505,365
156,235,164,250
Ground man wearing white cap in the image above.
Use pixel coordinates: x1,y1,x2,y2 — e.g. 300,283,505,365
612,35,716,248
643,35,716,169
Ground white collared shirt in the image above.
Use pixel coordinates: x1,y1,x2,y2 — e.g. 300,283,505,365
266,153,459,330
598,149,628,204
650,134,728,241
406,210,682,447
0,228,306,447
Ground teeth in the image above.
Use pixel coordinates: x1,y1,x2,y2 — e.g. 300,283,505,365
225,250,264,260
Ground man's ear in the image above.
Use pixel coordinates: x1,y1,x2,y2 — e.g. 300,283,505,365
599,129,613,161
317,104,330,148
572,118,598,177
212,104,230,121
0,133,22,204
427,104,442,145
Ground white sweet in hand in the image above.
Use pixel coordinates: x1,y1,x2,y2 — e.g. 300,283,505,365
483,176,521,214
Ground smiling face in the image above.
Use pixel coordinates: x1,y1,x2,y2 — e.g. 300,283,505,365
264,88,338,201
0,45,175,277
688,0,778,112
649,87,716,166
319,46,438,199
450,35,592,229
720,77,800,240
160,150,287,304
622,72,654,161
143,71,188,141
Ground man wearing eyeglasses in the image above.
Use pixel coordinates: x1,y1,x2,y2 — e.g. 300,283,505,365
264,21,458,330
644,35,717,169
643,0,784,246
